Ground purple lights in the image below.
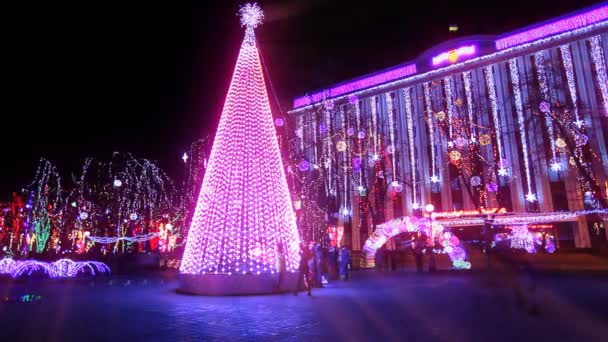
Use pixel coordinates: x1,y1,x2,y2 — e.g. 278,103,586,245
0,258,111,278
292,4,607,110
432,45,477,66
495,5,608,50
293,64,417,108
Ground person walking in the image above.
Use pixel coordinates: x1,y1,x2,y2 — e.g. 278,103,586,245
375,247,385,272
328,246,339,279
294,242,312,296
411,235,424,273
313,242,324,287
339,246,351,281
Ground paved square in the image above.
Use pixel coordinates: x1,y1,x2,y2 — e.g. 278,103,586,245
1,271,607,341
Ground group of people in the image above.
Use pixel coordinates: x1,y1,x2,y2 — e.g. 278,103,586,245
294,242,351,296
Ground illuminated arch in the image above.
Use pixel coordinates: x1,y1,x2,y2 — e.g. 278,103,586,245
362,216,471,269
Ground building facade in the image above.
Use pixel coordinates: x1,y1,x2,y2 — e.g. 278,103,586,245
288,4,608,251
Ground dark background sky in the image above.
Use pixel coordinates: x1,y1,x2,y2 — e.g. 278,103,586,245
2,0,604,199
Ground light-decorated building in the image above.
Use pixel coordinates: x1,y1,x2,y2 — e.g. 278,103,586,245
288,4,608,252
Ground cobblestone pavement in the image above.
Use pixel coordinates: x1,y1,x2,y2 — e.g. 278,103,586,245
1,271,607,341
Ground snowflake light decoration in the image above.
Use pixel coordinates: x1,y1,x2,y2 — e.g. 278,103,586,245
239,3,264,29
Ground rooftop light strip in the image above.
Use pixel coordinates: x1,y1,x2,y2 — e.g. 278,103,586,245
291,16,608,112
495,5,608,50
293,64,417,108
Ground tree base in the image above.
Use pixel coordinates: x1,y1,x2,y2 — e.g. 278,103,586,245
178,272,301,296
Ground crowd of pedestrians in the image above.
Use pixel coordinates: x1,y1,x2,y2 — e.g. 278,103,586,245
293,242,351,296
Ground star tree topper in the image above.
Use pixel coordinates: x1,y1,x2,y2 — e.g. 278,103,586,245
239,3,264,29
240,3,264,45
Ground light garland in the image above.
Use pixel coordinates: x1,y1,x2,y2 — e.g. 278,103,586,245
589,35,608,116
311,109,318,164
462,71,476,139
560,45,582,124
298,115,304,151
385,92,396,179
444,76,455,138
509,59,535,202
354,98,363,186
0,258,110,278
436,208,608,227
423,83,438,183
371,96,378,155
404,88,417,207
484,65,506,176
86,232,160,244
324,101,333,193
180,4,301,276
495,5,608,50
340,107,349,217
534,51,558,161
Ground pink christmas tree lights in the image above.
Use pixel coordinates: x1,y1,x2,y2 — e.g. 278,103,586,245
179,3,301,277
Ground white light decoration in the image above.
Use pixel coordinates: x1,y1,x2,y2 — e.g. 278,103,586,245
525,192,537,203
470,176,482,187
423,83,438,183
535,52,557,161
550,161,562,172
404,88,417,206
462,71,476,139
510,225,536,253
589,35,608,117
324,99,332,192
311,110,318,164
182,152,189,163
560,45,582,124
0,258,111,279
497,168,508,177
297,117,304,149
385,92,397,179
436,209,608,227
391,181,404,193
424,203,435,213
87,233,159,244
412,203,421,210
485,65,505,176
79,212,88,220
370,96,378,155
113,179,122,187
443,76,454,137
129,213,138,221
239,2,263,45
430,175,440,183
339,107,348,219
180,4,300,276
509,59,534,204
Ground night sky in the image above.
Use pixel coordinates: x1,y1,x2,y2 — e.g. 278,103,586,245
2,0,604,199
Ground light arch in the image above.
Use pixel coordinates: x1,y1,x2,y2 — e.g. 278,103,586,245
362,216,471,269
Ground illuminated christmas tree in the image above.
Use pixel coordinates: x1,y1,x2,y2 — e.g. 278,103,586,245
180,3,301,283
